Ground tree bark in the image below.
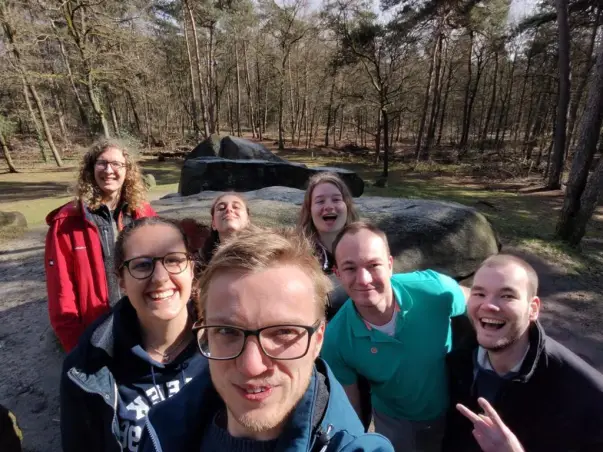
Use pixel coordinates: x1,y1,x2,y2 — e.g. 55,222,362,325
243,42,257,138
425,34,444,158
235,42,242,137
182,5,201,137
382,108,389,179
186,0,210,137
325,74,337,147
459,30,474,150
437,60,453,147
547,0,571,189
415,35,439,159
565,6,600,159
556,35,603,244
480,50,499,150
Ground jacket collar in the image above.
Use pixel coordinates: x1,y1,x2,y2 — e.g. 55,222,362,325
144,359,363,451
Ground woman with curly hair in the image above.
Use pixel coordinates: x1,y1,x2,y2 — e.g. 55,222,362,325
45,139,156,352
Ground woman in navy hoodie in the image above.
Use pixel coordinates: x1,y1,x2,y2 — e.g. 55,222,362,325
60,217,208,452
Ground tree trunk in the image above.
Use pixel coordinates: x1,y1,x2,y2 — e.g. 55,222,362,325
28,83,63,166
182,5,201,137
52,21,89,131
382,108,389,179
243,42,257,138
513,43,534,149
186,1,210,137
207,24,217,134
278,60,286,150
496,57,517,148
374,109,382,163
52,89,69,144
416,35,439,159
235,42,242,137
459,31,474,150
565,6,600,159
425,34,444,158
556,35,603,244
480,51,499,150
437,60,453,147
0,131,18,173
547,0,571,189
325,73,337,147
85,72,110,138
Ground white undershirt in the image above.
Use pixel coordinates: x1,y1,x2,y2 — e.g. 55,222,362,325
367,312,397,336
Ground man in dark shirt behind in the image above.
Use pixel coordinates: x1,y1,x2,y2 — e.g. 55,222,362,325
444,254,603,452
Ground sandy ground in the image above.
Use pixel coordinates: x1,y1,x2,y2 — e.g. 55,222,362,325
0,198,602,451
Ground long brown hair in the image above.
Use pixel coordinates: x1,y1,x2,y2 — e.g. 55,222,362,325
297,172,359,243
75,138,147,212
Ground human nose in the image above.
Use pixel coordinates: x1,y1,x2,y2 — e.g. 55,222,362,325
150,259,170,282
480,296,500,311
103,163,116,174
236,336,270,377
356,268,372,285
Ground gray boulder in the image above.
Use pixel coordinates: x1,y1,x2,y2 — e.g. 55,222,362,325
155,186,499,279
186,134,287,163
179,158,365,197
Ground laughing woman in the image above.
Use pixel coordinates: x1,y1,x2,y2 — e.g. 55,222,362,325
45,139,156,352
60,217,207,452
298,172,359,275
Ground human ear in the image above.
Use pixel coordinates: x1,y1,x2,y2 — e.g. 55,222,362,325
311,321,326,359
529,296,541,321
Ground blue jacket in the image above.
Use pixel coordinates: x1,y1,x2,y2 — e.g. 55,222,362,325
60,298,206,452
138,358,393,452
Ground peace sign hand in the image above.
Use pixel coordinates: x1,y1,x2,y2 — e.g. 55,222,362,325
456,397,525,452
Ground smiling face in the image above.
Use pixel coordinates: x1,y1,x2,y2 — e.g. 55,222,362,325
119,223,193,325
93,146,127,200
205,264,325,440
211,195,250,236
468,262,540,352
334,229,393,310
310,183,348,236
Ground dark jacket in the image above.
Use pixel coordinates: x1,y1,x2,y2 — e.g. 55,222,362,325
138,358,394,452
45,200,156,351
443,322,603,452
60,298,207,452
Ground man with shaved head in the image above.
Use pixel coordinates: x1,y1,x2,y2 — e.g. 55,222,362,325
443,254,603,452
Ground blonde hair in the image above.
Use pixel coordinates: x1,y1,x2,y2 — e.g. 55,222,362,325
75,138,147,212
297,172,359,243
197,227,332,320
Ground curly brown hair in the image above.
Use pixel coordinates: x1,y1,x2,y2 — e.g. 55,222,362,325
75,138,147,212
297,172,360,243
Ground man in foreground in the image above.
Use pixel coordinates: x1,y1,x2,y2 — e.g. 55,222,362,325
443,254,603,451
321,222,467,451
138,228,393,451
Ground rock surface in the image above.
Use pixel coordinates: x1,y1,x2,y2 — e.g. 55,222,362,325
186,134,287,163
179,158,365,197
156,186,500,279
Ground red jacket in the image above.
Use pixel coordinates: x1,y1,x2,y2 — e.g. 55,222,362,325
44,200,156,352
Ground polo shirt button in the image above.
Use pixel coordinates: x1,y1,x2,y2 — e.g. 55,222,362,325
371,347,378,354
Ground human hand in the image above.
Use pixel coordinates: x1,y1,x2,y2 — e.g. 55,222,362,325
456,397,524,452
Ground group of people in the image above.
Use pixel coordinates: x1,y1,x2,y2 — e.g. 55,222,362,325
32,139,603,452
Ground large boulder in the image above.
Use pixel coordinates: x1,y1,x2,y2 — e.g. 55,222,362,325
154,186,500,280
186,135,287,163
179,157,365,197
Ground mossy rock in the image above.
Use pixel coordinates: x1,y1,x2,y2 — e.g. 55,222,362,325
142,173,156,189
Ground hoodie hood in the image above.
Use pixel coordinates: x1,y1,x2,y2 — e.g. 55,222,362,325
46,200,82,225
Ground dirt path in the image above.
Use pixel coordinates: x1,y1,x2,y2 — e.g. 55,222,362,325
0,198,602,451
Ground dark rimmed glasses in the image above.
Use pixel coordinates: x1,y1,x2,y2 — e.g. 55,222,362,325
121,252,191,279
192,320,323,360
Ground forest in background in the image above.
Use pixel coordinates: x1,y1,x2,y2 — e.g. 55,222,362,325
1,0,603,246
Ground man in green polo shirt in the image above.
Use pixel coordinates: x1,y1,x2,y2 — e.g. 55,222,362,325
321,221,467,452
